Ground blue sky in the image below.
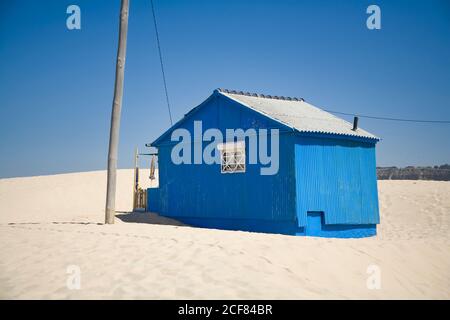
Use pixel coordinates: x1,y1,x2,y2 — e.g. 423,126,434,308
0,0,449,178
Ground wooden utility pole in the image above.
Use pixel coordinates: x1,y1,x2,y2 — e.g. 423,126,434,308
105,0,130,224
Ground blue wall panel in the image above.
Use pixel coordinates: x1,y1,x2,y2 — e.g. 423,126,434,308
295,136,380,226
148,93,380,238
148,94,297,226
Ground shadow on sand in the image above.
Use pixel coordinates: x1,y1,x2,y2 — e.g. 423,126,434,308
5,213,186,228
116,211,186,227
7,221,103,226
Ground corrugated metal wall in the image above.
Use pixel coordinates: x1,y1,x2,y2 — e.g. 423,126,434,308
148,94,297,223
148,92,380,235
295,136,380,226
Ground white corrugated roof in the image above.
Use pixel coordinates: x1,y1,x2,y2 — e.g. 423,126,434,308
218,89,378,140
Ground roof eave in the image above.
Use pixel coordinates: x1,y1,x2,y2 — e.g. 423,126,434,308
147,91,219,147
148,89,381,147
294,130,380,143
218,90,297,133
220,91,380,142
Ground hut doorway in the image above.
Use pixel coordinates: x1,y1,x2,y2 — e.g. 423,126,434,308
132,147,158,211
306,211,325,236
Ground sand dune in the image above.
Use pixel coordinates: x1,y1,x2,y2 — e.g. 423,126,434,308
0,170,449,299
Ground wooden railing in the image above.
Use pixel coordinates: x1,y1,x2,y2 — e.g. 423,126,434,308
133,187,147,211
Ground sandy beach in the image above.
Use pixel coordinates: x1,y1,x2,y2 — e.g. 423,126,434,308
0,169,449,299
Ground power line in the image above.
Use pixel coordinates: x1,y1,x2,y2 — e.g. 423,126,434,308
150,0,173,125
324,110,450,124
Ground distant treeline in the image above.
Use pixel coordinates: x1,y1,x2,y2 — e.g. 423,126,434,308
377,164,450,181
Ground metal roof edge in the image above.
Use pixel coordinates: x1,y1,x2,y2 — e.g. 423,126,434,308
148,89,381,147
216,88,305,102
217,90,297,132
219,89,380,141
148,92,219,147
294,130,380,143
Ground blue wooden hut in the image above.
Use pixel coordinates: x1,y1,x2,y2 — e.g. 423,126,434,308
147,89,380,238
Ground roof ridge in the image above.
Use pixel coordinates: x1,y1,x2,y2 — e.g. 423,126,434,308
216,88,305,102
